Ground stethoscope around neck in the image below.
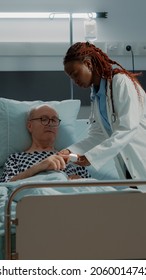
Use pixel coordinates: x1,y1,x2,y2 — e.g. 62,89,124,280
110,86,117,123
90,85,117,124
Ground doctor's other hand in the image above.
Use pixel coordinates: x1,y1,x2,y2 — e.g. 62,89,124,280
76,155,90,166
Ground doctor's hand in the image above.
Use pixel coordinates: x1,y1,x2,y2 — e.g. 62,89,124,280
76,155,90,166
58,150,90,166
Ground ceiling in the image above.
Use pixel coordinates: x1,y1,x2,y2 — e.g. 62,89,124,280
0,0,102,12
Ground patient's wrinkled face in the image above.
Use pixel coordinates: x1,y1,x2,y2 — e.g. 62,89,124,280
27,105,60,145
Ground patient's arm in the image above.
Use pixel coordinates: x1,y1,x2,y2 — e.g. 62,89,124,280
10,154,66,182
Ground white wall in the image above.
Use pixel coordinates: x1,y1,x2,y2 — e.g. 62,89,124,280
0,0,146,71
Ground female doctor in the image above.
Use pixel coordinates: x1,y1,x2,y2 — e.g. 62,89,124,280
62,41,146,185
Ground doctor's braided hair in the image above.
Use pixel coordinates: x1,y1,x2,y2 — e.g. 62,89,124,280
63,41,143,98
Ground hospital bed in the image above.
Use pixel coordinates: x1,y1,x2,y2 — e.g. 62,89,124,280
0,97,146,260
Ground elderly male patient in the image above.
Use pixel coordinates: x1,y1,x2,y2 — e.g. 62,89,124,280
0,105,90,182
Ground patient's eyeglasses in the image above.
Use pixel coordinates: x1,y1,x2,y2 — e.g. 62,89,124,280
30,116,61,127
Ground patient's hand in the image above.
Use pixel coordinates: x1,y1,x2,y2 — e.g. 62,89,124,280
59,149,72,154
41,154,66,171
57,150,71,163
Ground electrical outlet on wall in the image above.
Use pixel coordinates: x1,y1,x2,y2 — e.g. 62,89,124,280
138,43,146,55
107,42,122,56
107,42,140,56
91,41,146,56
121,42,138,56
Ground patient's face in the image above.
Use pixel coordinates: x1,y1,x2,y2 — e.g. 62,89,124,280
27,105,59,146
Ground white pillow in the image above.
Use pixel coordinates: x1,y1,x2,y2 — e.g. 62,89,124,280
0,98,80,167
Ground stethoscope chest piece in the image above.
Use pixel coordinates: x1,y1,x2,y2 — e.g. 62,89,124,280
111,113,116,123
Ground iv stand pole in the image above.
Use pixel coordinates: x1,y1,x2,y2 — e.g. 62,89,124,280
69,13,74,99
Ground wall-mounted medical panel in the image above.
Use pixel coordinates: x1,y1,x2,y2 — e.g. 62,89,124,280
0,42,146,57
107,42,146,56
0,42,146,71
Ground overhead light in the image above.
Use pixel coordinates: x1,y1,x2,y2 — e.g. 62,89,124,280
0,12,107,19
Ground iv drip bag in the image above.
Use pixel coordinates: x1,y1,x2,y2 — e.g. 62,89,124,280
84,19,97,41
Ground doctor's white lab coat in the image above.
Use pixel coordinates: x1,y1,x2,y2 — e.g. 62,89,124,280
68,73,146,181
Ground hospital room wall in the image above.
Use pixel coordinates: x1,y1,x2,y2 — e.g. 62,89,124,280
0,0,146,118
